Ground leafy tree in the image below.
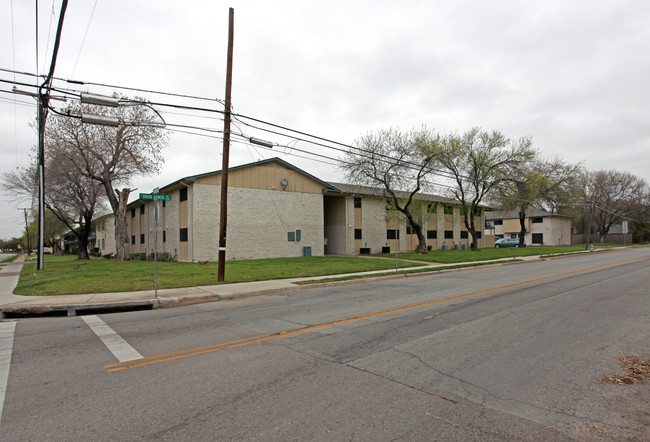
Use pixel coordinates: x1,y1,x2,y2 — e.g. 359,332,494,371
586,170,649,243
0,237,23,251
25,211,68,252
496,157,582,247
431,128,536,250
340,128,442,254
46,98,168,260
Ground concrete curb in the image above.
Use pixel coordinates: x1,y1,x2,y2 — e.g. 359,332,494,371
295,257,533,289
1,249,621,318
0,300,159,318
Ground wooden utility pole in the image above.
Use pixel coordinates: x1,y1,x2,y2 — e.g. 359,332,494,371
217,7,234,282
37,0,68,270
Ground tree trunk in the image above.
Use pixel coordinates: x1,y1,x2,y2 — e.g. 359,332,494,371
113,188,132,261
470,229,478,250
75,214,93,260
518,209,527,247
462,208,479,251
77,234,90,260
412,224,428,254
402,211,427,254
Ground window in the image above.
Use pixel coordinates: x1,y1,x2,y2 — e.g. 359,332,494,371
387,230,400,240
101,238,105,250
476,231,482,239
532,233,544,244
353,197,362,208
427,230,437,239
180,228,188,242
406,226,414,235
131,208,135,218
131,235,135,245
494,219,503,225
444,230,453,239
163,230,166,243
287,231,295,242
444,206,453,215
427,202,437,213
179,187,188,202
532,217,543,224
460,231,469,239
296,229,301,241
162,200,166,208
140,234,145,244
354,229,362,240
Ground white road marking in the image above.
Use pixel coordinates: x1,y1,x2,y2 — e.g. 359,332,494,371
0,321,17,425
81,315,143,363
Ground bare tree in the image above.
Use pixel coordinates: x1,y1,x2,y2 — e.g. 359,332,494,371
46,98,168,260
586,170,649,243
432,128,537,250
340,128,441,254
2,150,105,259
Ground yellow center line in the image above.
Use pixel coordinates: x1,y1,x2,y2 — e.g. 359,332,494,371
106,254,649,372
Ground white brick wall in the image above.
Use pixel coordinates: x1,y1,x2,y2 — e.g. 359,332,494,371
181,184,325,261
226,187,324,260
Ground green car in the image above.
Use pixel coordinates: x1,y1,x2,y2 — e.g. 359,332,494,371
495,238,524,248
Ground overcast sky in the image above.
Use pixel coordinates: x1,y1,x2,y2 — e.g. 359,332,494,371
1,0,649,240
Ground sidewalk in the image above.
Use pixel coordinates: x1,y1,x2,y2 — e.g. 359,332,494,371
0,254,537,318
0,254,28,306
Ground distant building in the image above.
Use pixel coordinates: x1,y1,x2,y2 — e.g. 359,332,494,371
484,209,573,246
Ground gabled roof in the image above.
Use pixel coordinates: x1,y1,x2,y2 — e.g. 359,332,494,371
327,182,468,206
485,208,568,220
159,157,338,193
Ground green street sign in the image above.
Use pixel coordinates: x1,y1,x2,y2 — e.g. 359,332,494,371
140,193,171,201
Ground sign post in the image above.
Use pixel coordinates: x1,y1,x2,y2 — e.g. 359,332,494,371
139,192,171,299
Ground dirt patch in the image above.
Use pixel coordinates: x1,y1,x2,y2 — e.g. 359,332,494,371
602,356,650,384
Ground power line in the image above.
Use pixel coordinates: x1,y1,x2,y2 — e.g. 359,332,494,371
70,0,98,78
0,67,225,105
40,0,56,75
0,67,469,183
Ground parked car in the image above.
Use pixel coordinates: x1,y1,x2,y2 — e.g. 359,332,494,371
495,238,524,248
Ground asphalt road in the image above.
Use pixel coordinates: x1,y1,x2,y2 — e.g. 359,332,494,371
1,248,648,440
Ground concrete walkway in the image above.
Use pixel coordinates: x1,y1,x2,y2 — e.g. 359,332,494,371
0,254,28,306
0,254,540,318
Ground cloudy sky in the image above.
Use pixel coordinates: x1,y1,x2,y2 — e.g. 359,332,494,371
1,0,649,240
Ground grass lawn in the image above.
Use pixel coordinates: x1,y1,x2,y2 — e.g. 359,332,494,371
15,256,423,296
1,254,19,264
377,246,585,264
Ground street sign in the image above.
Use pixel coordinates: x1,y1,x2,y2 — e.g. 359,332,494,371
139,193,171,201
